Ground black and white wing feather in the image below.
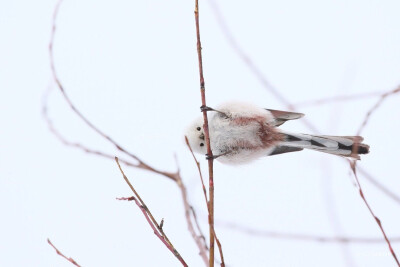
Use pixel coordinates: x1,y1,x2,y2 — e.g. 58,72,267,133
266,109,305,126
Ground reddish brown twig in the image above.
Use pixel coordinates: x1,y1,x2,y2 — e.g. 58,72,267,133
213,229,225,267
115,157,188,266
173,155,209,265
47,239,81,267
190,206,208,250
185,137,225,266
218,220,400,243
357,86,400,135
349,162,400,266
348,85,400,266
185,137,208,205
194,1,216,266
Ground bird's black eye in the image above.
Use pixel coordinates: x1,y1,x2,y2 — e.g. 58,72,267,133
197,127,201,131
200,143,204,147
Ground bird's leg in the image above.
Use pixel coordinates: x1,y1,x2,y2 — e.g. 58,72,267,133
200,105,229,117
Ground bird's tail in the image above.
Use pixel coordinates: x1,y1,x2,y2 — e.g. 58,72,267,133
280,131,370,160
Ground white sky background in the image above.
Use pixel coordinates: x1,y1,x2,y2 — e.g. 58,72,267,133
1,0,400,266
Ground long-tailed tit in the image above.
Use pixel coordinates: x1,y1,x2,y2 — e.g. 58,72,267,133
185,101,369,164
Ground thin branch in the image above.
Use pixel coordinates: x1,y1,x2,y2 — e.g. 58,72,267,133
186,136,225,266
349,162,400,266
43,100,176,180
190,206,209,250
194,1,216,266
207,0,290,107
49,0,178,182
174,155,209,265
115,157,188,267
357,86,400,135
208,1,324,133
212,229,225,267
47,239,81,267
185,137,208,205
290,91,383,108
348,86,400,266
218,221,400,243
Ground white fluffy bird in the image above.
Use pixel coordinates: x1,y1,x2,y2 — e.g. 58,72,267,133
185,101,369,164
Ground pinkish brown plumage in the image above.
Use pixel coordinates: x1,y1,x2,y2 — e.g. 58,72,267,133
185,101,369,164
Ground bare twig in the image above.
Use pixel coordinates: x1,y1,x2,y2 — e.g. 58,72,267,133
208,0,323,133
357,86,400,135
290,91,383,108
207,0,290,107
190,206,208,250
42,91,141,169
347,85,400,266
212,229,225,267
194,1,216,266
349,162,400,266
115,157,188,267
218,221,400,243
185,137,208,205
174,156,209,265
185,137,226,266
49,0,178,182
47,239,81,267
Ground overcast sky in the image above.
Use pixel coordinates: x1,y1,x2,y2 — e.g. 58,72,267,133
1,0,400,266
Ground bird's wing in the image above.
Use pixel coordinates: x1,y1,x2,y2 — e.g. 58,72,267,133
266,109,305,126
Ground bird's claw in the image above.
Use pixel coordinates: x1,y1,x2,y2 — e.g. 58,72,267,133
200,105,214,112
206,153,221,160
200,105,229,118
205,153,214,160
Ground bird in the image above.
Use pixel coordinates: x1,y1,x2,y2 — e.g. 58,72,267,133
185,101,369,165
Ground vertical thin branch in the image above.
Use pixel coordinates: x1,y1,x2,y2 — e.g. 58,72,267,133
194,1,216,266
186,137,225,266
